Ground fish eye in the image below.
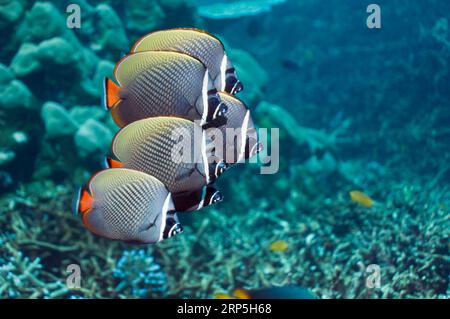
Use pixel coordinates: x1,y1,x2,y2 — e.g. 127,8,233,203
163,217,183,239
217,101,228,115
225,74,242,94
211,191,223,204
212,101,228,121
215,161,229,177
225,76,237,93
233,81,243,94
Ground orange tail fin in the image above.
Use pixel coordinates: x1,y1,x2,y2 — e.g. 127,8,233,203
72,186,93,215
103,77,121,110
104,157,124,169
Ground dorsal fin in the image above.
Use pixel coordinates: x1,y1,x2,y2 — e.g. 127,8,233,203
130,28,225,53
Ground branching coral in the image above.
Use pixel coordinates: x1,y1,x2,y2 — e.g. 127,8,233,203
0,243,67,298
112,249,167,298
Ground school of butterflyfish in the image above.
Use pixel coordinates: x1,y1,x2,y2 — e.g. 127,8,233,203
73,28,261,244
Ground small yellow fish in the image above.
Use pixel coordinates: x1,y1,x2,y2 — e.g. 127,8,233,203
214,289,251,299
349,191,374,208
269,240,289,252
233,288,251,299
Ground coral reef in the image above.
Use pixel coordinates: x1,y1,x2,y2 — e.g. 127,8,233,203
112,250,167,298
0,171,447,298
0,63,34,110
0,243,68,298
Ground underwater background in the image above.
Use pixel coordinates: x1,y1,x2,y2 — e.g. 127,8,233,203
0,0,449,298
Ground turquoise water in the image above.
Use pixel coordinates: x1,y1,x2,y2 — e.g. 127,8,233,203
0,0,448,298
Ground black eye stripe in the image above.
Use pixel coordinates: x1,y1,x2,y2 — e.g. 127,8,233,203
208,97,220,107
225,68,235,74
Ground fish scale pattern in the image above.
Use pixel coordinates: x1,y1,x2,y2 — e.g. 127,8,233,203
76,28,258,244
89,169,167,241
112,117,203,193
132,29,225,79
113,52,206,127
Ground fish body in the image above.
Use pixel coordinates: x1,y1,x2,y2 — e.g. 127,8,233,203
105,51,227,128
269,240,289,252
74,28,258,244
108,117,228,193
130,28,243,94
349,190,374,208
72,168,183,244
213,92,261,164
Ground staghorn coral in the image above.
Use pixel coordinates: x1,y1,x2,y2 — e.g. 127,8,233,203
0,158,448,298
112,249,167,298
0,243,68,298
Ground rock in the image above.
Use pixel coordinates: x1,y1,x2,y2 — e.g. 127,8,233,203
79,47,101,78
38,37,79,66
0,0,25,29
125,0,165,32
69,106,105,125
74,119,113,155
158,0,198,26
0,64,33,109
73,48,102,101
41,102,78,137
16,2,65,42
11,38,83,99
10,43,41,77
94,4,128,53
0,79,33,109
